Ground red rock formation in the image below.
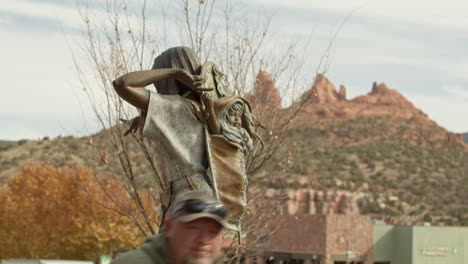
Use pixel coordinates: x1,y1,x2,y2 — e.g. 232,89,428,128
338,85,347,100
298,80,435,122
250,71,282,109
254,74,465,147
287,189,359,215
352,82,415,109
448,133,465,145
302,74,346,104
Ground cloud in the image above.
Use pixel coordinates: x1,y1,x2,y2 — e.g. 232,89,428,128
408,90,468,133
250,0,468,29
0,0,183,35
257,1,468,102
0,0,181,140
452,58,468,83
0,15,13,26
0,114,97,141
443,85,468,100
0,26,93,139
1,0,467,139
0,1,84,31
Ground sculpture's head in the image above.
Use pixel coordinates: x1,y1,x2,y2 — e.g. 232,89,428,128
152,46,201,96
213,97,249,130
212,97,254,152
225,102,243,129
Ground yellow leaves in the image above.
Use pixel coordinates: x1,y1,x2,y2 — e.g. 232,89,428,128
0,163,144,260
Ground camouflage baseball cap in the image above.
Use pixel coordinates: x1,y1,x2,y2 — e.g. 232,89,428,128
170,190,228,227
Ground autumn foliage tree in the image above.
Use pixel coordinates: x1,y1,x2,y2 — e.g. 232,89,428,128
0,164,157,260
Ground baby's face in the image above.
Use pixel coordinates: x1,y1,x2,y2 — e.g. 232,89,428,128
227,109,242,129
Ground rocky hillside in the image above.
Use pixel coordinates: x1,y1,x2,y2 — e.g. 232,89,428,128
463,133,468,143
1,72,466,226
0,130,157,188
253,73,467,225
0,140,15,149
0,136,96,182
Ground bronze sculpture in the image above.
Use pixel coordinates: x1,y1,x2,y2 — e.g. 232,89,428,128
112,46,259,231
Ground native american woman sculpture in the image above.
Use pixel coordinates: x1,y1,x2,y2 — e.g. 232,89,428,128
113,46,260,231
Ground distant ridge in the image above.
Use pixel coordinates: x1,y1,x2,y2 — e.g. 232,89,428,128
0,140,15,148
463,133,468,143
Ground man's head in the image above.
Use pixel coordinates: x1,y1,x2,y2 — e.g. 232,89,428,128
165,191,227,264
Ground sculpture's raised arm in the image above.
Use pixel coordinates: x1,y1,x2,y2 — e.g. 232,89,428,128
112,68,206,111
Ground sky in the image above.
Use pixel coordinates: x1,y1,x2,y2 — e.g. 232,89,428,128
1,0,467,140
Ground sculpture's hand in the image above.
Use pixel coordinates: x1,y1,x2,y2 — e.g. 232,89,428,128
122,116,140,136
201,94,214,109
176,69,212,93
200,95,220,134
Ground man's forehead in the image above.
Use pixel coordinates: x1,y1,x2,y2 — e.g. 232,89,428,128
173,191,216,204
182,217,223,228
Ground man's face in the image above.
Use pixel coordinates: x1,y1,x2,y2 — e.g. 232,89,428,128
166,217,224,264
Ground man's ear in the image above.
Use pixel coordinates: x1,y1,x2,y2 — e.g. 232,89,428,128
164,219,173,235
